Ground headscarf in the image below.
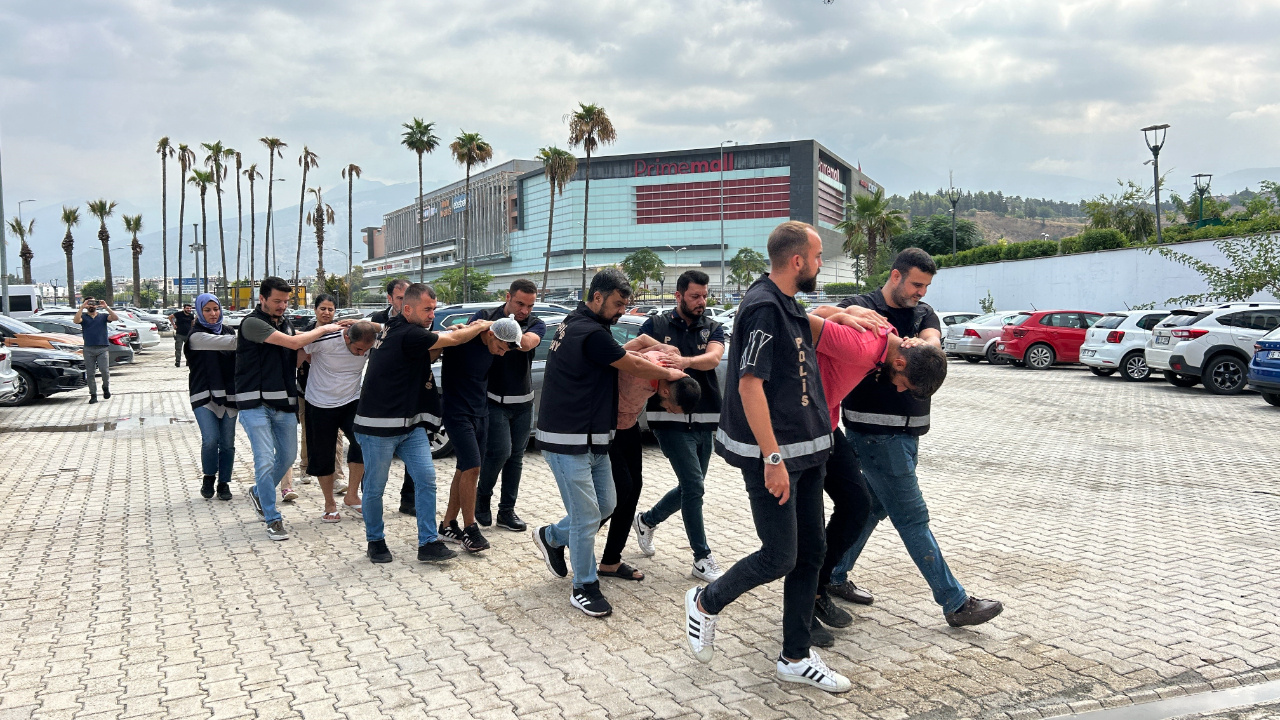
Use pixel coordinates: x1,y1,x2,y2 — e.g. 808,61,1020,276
194,293,224,334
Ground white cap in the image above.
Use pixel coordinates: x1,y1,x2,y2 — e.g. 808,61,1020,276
491,314,522,344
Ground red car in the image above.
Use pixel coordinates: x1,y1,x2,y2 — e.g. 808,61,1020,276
995,310,1104,369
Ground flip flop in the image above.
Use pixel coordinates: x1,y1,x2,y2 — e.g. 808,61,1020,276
599,562,645,581
321,511,341,524
345,504,362,516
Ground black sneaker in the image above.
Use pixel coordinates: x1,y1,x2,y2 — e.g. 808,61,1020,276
88,397,97,405
103,389,111,399
570,581,612,618
200,475,215,499
532,526,568,578
461,523,490,553
249,487,266,520
216,483,232,501
496,510,527,532
266,520,289,542
398,499,417,516
439,519,464,545
367,539,393,564
814,593,854,628
945,597,1004,628
809,617,835,648
475,499,492,527
418,540,457,563
827,581,874,606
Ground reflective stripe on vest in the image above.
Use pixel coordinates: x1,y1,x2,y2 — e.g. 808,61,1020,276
487,391,535,404
842,409,931,428
354,412,443,429
534,429,616,446
714,428,832,460
644,411,720,424
231,390,296,403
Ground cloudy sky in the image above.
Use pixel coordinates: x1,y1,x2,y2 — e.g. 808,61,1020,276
3,0,1279,255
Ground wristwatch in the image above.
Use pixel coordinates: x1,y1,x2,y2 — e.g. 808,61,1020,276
764,452,783,466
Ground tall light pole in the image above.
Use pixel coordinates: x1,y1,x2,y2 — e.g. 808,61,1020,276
946,172,962,255
272,177,286,278
719,140,734,299
1142,124,1169,243
17,199,35,227
666,245,686,308
1193,173,1213,228
0,138,8,316
191,223,206,295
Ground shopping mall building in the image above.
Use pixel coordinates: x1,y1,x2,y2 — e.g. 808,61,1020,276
361,139,882,297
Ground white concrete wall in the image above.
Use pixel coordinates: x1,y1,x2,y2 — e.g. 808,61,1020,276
926,236,1278,312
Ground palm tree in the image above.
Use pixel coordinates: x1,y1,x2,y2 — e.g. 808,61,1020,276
401,118,440,282
537,146,578,299
835,187,906,277
306,187,336,286
231,149,243,308
189,170,213,294
123,214,144,306
176,143,196,304
295,146,318,297
342,163,362,304
60,206,81,305
244,163,263,288
86,199,118,303
259,137,287,279
8,218,35,284
450,131,494,303
156,137,175,306
567,102,617,298
202,141,230,299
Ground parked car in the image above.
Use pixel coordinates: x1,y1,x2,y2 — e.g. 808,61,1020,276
1078,310,1170,381
335,308,363,320
0,345,17,403
223,309,252,329
1248,326,1280,406
0,314,84,354
1146,302,1280,394
944,311,1028,364
20,316,135,366
38,307,160,349
432,302,583,331
937,311,980,327
122,306,172,332
995,310,1104,369
0,347,88,406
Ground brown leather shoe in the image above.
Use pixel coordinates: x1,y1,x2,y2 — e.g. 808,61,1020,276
945,597,1003,627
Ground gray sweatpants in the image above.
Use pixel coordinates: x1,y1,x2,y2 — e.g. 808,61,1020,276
174,334,188,365
84,345,111,398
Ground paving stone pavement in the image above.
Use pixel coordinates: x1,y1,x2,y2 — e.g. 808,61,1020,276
1,349,1278,720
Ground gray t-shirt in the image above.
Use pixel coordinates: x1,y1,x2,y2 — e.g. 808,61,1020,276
240,316,286,344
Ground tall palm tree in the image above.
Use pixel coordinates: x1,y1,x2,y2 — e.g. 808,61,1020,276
202,141,230,299
306,187,336,287
124,214,144,306
60,206,81,305
259,137,287,279
342,163,362,303
244,163,263,288
834,187,906,277
156,137,175,306
176,143,196,304
189,170,213,294
8,218,35,284
537,146,578,299
450,131,494,303
401,118,440,282
232,149,243,308
86,199,118,303
567,102,617,298
295,146,318,297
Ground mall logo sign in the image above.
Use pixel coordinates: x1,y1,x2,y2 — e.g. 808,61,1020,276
635,153,734,177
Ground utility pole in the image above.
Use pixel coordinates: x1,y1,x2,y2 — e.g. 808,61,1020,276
719,140,734,300
946,171,962,255
0,137,8,316
1142,124,1169,243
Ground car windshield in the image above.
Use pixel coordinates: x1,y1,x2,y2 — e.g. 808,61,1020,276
1094,315,1126,329
965,313,998,325
0,316,42,334
1009,313,1032,327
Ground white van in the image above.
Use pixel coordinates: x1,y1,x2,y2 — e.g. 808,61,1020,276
1,285,44,318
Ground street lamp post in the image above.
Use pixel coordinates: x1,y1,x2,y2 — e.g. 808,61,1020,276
191,223,206,295
17,199,35,227
946,173,962,255
272,177,287,278
1192,173,1213,228
0,140,8,316
666,245,686,308
1142,124,1170,243
719,140,734,300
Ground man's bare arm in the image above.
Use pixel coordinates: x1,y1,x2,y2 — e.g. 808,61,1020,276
430,319,494,349
739,374,790,505
611,352,684,381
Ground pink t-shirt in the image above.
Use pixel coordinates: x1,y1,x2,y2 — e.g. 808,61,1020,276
816,323,893,430
616,350,664,429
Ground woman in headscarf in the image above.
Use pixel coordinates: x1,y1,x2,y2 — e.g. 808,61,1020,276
184,293,239,500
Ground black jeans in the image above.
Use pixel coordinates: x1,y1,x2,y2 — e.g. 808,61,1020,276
818,429,872,589
602,424,643,566
478,400,534,512
701,461,826,660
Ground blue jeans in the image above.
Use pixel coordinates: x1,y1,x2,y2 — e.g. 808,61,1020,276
830,432,968,614
542,450,617,588
238,405,298,524
194,406,236,485
356,428,439,546
642,426,713,560
478,401,533,512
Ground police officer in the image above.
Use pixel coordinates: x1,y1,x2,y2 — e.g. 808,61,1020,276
682,221,852,693
631,270,726,582
368,278,419,516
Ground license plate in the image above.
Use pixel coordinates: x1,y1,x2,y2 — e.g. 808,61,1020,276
1081,349,1095,357
1270,351,1280,360
945,342,956,350
1156,336,1170,345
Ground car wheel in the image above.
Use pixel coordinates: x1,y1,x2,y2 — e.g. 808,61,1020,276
1120,352,1150,382
427,427,454,458
985,345,1006,365
1025,343,1055,370
1203,354,1248,395
1089,367,1116,377
1264,392,1280,407
1163,370,1200,388
963,355,982,364
0,369,37,407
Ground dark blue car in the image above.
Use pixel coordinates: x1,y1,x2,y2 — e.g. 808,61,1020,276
1248,326,1280,407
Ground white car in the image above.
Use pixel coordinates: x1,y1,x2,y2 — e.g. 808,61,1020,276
1146,302,1280,394
1079,310,1170,381
944,311,1028,364
0,346,17,403
38,308,161,350
937,311,980,327
223,309,252,329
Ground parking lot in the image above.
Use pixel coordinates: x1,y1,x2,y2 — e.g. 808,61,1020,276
0,350,1277,720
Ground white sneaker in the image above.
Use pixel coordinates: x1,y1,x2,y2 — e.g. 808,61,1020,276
692,554,724,582
333,479,349,494
684,587,717,664
776,649,851,693
298,476,313,485
633,512,656,557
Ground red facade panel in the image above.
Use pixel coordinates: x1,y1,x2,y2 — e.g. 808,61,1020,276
636,177,790,224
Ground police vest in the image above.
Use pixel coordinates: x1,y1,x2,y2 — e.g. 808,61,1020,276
644,311,722,429
839,291,934,436
184,323,237,415
353,315,443,437
232,307,298,411
485,305,542,405
534,305,619,455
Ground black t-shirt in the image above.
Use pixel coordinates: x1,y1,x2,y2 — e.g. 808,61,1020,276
838,289,940,434
172,311,195,335
441,310,495,418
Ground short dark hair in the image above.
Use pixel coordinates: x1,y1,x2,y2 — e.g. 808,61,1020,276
676,270,710,293
767,221,816,267
509,279,538,297
182,303,192,308
314,293,337,309
588,268,632,304
385,278,410,296
899,344,948,399
403,282,437,305
892,248,937,277
670,376,702,414
260,276,291,298
347,320,378,344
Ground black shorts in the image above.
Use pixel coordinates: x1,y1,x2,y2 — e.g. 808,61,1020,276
304,399,363,476
442,412,488,472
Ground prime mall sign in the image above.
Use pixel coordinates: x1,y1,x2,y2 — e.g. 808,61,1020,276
634,153,735,177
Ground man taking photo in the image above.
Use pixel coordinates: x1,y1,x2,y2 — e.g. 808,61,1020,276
73,297,118,404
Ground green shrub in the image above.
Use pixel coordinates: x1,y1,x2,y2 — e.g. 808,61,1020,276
1058,235,1082,254
1005,240,1058,260
822,282,860,297
1078,228,1127,252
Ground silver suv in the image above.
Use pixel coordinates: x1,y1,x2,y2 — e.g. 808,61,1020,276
1146,302,1280,394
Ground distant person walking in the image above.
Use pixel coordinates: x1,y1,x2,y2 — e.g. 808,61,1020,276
169,303,195,367
183,293,239,501
74,296,118,404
